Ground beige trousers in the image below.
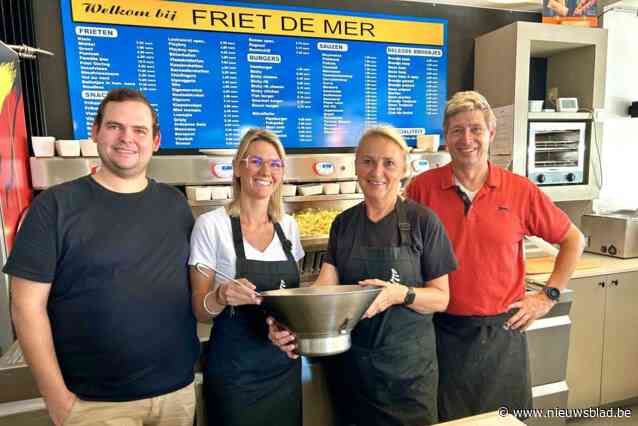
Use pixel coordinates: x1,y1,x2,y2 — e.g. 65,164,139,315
63,382,195,426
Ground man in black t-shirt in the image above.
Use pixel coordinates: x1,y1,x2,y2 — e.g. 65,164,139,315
4,88,199,426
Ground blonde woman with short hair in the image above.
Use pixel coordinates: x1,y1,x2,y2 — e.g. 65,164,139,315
269,125,457,426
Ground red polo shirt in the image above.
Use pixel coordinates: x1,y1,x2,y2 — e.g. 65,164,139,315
406,162,571,316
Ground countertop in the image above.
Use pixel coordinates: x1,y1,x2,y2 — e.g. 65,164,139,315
526,252,638,283
435,412,524,425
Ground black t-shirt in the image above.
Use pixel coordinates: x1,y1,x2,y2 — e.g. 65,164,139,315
3,176,199,401
326,199,457,283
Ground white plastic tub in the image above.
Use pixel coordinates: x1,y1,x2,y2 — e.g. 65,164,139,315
185,186,212,201
339,181,357,194
298,184,323,196
31,136,55,157
323,182,339,195
55,140,81,157
529,100,544,112
210,186,230,200
282,184,297,197
80,139,98,157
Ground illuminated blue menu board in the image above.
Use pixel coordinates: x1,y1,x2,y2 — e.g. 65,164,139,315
61,0,447,149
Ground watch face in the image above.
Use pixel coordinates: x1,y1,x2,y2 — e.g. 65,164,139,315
545,287,560,301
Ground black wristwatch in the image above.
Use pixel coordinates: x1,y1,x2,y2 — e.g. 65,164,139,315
403,286,416,306
543,286,560,302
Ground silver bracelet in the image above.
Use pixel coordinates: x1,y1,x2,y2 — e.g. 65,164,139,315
203,290,223,317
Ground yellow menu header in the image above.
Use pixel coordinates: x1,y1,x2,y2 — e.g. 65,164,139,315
71,0,445,45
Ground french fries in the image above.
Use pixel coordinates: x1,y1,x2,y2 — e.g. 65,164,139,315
291,209,341,238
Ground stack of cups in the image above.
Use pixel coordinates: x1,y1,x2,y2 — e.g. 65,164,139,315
528,100,544,112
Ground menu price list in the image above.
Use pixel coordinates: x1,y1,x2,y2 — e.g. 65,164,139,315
219,40,240,145
63,24,446,149
168,37,211,146
364,55,378,128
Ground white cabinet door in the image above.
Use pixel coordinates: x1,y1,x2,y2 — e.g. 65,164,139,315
566,276,606,409
601,271,638,404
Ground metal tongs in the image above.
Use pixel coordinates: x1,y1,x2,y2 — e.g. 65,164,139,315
195,263,261,296
195,263,261,317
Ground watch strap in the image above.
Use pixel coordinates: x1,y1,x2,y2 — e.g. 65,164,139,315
403,286,416,306
543,286,560,302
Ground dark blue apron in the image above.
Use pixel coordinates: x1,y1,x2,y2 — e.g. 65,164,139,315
323,199,438,426
204,216,302,426
434,312,533,421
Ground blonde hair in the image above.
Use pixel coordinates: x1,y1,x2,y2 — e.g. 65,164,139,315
225,128,286,222
356,125,410,199
356,125,410,167
443,91,496,133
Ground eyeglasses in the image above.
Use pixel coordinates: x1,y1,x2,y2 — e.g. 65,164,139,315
240,155,284,172
356,157,401,172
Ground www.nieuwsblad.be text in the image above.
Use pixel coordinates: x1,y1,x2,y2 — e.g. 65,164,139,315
499,406,633,419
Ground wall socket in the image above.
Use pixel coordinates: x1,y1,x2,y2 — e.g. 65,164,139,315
547,87,559,105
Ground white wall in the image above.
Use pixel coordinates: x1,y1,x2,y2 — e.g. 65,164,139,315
597,8,638,212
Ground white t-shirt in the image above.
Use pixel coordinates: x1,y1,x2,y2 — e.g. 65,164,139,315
189,207,305,285
454,176,480,202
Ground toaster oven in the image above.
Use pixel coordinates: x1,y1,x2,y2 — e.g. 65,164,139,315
527,122,587,186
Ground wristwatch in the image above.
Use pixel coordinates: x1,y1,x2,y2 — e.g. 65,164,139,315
403,286,416,306
543,286,560,302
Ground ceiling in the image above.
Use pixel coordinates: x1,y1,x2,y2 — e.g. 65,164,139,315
402,0,543,13
403,0,638,13
605,0,638,7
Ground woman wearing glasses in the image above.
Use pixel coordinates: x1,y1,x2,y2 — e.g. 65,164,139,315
189,128,304,426
269,126,457,426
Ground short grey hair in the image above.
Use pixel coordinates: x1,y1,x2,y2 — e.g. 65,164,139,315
443,91,496,132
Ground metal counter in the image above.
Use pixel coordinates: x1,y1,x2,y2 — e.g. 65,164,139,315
525,283,573,426
30,151,452,190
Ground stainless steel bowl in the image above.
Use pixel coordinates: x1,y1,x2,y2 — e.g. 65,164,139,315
261,285,381,356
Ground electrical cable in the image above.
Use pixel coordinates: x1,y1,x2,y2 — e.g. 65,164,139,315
579,107,604,190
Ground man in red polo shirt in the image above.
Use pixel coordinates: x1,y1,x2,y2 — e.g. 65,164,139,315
406,90,585,421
